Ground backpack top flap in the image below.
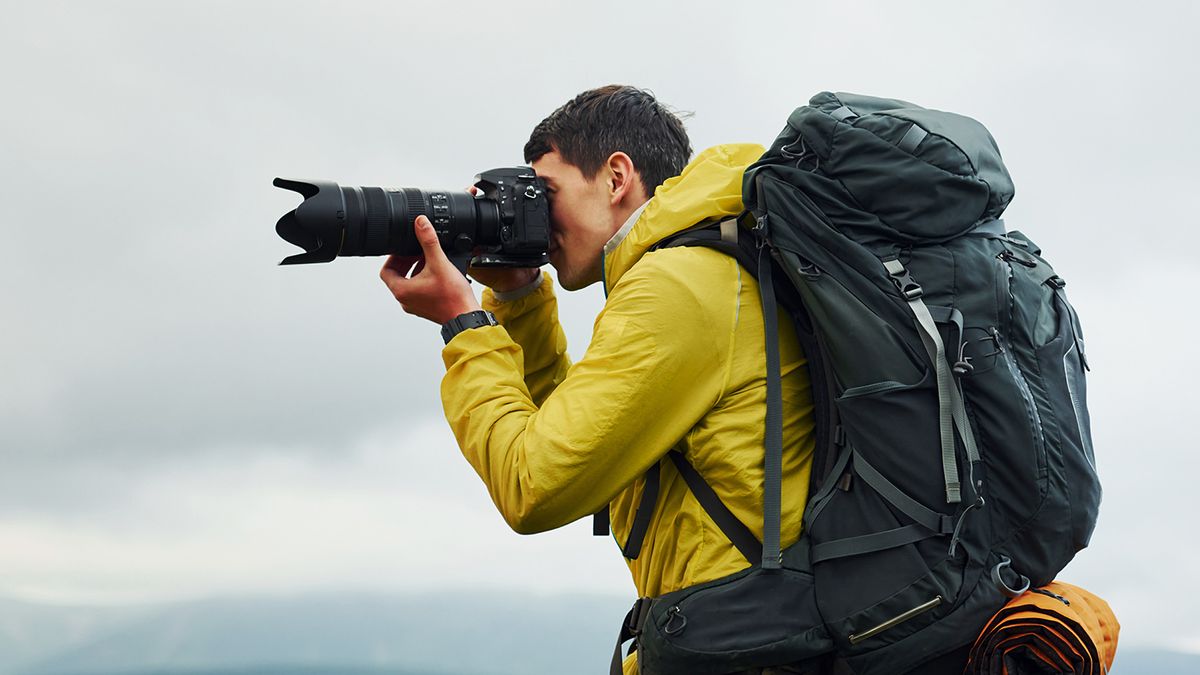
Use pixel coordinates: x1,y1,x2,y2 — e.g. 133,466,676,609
753,91,1015,244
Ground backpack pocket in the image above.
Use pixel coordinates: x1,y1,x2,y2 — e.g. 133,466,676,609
806,381,969,662
1023,284,1100,569
635,563,833,675
987,250,1100,583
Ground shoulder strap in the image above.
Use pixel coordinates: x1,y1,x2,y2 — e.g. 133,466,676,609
647,213,789,569
755,215,784,569
668,451,761,562
592,460,662,560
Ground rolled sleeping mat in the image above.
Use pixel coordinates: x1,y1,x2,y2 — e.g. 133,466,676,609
965,581,1119,675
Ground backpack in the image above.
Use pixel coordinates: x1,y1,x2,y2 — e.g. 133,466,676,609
608,92,1101,675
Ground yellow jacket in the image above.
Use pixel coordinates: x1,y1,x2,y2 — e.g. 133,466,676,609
440,142,815,608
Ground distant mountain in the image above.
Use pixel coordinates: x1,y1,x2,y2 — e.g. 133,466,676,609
1109,648,1200,674
2,592,1196,674
0,597,150,673
2,591,629,675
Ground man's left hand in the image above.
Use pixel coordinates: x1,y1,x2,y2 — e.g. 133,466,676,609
380,215,482,325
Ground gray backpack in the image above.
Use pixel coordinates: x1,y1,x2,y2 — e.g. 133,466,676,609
608,92,1101,675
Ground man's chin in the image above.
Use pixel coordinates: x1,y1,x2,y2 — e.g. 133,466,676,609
551,264,595,292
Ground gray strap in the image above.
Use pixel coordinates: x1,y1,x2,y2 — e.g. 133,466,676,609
884,259,959,502
949,374,981,464
883,260,980,502
757,239,783,570
897,123,928,153
803,443,852,527
811,524,938,564
852,452,954,536
830,105,857,122
971,218,1007,237
719,218,738,244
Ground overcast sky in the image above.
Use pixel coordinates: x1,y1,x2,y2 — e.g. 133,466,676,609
1,0,1196,654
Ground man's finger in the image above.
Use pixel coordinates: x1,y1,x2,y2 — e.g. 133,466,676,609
380,254,408,284
413,215,444,260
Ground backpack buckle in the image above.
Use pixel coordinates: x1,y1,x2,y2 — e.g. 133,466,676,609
884,260,923,300
626,597,650,635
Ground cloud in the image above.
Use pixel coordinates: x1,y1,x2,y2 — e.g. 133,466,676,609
0,0,1196,654
0,420,631,605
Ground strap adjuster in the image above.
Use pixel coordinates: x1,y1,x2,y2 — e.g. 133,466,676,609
1045,275,1067,289
625,597,651,635
884,260,923,300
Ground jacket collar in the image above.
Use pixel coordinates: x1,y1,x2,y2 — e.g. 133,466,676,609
602,143,765,294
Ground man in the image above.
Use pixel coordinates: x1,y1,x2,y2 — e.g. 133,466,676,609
380,85,815,674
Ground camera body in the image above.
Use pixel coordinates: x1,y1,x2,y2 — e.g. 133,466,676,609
274,167,550,272
467,168,550,269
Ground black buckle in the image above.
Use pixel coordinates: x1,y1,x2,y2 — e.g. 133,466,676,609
887,264,923,300
625,597,649,635
1045,275,1067,289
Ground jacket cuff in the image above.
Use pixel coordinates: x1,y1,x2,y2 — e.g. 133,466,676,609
488,270,543,302
483,270,556,321
440,323,513,364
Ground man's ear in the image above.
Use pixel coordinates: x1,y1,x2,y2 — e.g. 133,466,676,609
604,151,644,206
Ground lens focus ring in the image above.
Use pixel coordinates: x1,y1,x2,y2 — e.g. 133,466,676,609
362,187,390,255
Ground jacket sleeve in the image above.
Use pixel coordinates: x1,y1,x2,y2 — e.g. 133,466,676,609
441,252,734,534
481,272,570,407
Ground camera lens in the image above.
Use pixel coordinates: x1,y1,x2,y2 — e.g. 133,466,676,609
274,179,500,265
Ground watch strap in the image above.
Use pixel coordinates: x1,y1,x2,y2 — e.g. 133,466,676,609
441,310,498,344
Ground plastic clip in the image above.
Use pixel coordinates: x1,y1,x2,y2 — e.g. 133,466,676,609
886,263,923,300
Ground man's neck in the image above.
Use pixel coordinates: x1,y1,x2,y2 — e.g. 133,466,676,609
604,199,650,256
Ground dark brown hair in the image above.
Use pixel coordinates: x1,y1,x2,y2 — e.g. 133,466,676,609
524,85,692,196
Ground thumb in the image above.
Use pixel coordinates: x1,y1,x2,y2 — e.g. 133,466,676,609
413,215,444,259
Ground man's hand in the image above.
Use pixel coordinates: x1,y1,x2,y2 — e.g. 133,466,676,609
380,215,482,325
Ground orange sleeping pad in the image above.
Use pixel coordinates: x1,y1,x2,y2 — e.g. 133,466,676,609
965,581,1120,674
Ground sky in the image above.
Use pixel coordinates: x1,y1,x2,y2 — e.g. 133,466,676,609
1,0,1197,654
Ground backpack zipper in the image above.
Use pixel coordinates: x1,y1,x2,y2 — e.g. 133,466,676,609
997,249,1037,268
848,596,943,645
994,327,1046,464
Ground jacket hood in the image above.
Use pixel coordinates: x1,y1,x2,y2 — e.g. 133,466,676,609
603,143,765,292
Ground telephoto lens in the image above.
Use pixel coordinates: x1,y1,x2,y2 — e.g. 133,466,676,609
273,168,550,271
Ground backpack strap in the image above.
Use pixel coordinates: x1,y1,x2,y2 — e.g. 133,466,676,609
647,213,790,569
592,460,661,560
755,214,784,570
605,213,799,569
883,259,981,504
668,451,760,562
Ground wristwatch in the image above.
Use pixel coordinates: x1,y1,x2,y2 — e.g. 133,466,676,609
441,310,499,344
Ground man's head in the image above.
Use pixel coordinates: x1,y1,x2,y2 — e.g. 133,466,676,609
524,85,692,290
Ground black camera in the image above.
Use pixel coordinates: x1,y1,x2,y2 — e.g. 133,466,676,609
273,167,550,272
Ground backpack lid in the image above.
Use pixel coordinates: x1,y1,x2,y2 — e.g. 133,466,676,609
758,92,1015,244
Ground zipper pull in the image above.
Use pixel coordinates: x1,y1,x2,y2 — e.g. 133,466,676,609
998,249,1038,268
